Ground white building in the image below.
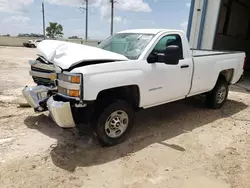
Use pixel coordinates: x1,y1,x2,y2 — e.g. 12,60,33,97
187,0,250,69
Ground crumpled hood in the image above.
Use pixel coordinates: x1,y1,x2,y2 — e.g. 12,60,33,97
37,40,128,70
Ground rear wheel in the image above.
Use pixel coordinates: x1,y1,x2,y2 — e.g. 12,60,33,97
206,78,229,109
94,100,135,146
30,44,35,48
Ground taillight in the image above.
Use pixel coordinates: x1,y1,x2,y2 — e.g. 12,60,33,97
243,57,246,69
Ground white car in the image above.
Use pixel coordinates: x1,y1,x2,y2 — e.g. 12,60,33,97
23,29,245,146
23,39,43,48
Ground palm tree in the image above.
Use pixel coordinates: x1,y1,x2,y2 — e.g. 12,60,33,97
46,22,64,39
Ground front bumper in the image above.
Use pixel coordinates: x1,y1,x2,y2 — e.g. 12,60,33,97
47,96,76,128
22,85,51,112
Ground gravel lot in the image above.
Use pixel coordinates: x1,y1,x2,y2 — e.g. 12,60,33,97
0,47,249,188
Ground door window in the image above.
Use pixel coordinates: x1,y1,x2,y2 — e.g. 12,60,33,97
152,34,183,60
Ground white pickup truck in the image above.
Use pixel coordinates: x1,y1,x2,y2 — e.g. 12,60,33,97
23,29,245,146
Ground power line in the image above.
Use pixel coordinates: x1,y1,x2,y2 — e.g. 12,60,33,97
47,16,85,21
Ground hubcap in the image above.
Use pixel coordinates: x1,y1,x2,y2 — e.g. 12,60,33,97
216,85,227,104
105,110,129,138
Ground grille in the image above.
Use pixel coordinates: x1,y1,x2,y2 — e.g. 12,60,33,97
31,66,53,73
33,77,54,86
31,58,55,86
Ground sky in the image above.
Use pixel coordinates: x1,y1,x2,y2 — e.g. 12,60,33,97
0,0,191,40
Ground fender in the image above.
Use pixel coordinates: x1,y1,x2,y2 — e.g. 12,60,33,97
83,69,144,102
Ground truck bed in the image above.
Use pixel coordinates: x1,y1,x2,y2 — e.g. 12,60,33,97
188,49,245,97
191,49,244,57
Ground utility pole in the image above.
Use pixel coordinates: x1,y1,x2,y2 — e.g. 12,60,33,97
42,2,46,39
110,0,114,35
80,1,88,40
85,0,88,40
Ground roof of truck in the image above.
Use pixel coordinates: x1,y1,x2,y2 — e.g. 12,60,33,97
117,29,183,35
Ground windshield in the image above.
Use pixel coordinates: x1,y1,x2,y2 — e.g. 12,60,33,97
98,33,155,60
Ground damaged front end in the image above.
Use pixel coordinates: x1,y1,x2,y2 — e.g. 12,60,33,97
29,57,56,87
22,85,57,112
47,95,76,128
23,55,58,112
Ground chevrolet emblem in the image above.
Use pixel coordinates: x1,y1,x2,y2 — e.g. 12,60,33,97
49,73,57,81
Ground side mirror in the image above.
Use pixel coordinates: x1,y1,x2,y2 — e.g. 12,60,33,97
164,45,180,65
147,52,158,64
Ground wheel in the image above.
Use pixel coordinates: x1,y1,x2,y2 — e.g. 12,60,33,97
94,100,135,146
206,78,229,109
30,44,35,48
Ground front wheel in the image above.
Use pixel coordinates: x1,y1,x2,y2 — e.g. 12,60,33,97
94,100,135,146
206,78,229,109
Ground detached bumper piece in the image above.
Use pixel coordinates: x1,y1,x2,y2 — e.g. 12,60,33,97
22,85,51,112
47,96,76,128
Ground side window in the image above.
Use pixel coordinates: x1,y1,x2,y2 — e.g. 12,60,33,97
152,34,183,60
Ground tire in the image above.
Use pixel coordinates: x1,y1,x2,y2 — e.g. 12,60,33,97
30,44,35,48
206,78,229,109
94,100,135,146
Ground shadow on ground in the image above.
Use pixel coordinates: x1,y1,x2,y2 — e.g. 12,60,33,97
24,97,247,172
231,74,250,94
230,85,250,94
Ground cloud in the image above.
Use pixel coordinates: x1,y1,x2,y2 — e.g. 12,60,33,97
116,0,151,12
0,0,33,13
2,15,30,24
44,0,83,6
109,16,127,24
139,19,155,25
45,0,151,18
186,2,191,8
0,0,151,16
180,21,188,33
100,0,151,17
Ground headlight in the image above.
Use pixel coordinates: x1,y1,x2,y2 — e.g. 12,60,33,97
71,75,81,83
68,89,80,97
56,73,82,98
58,73,81,84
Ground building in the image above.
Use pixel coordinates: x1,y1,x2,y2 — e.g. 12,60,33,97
187,0,250,69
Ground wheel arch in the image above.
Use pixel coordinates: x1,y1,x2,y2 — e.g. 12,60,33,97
96,85,141,109
218,69,234,83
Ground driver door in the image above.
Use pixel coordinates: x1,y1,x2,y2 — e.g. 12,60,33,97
144,34,192,107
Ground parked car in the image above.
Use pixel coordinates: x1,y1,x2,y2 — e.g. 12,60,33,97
68,36,82,39
23,29,245,146
23,39,43,48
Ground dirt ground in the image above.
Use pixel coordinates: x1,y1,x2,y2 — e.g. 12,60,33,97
0,46,249,188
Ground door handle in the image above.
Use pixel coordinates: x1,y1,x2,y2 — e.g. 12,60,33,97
180,65,189,68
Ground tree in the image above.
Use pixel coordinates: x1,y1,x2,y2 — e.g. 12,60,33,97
46,22,64,38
